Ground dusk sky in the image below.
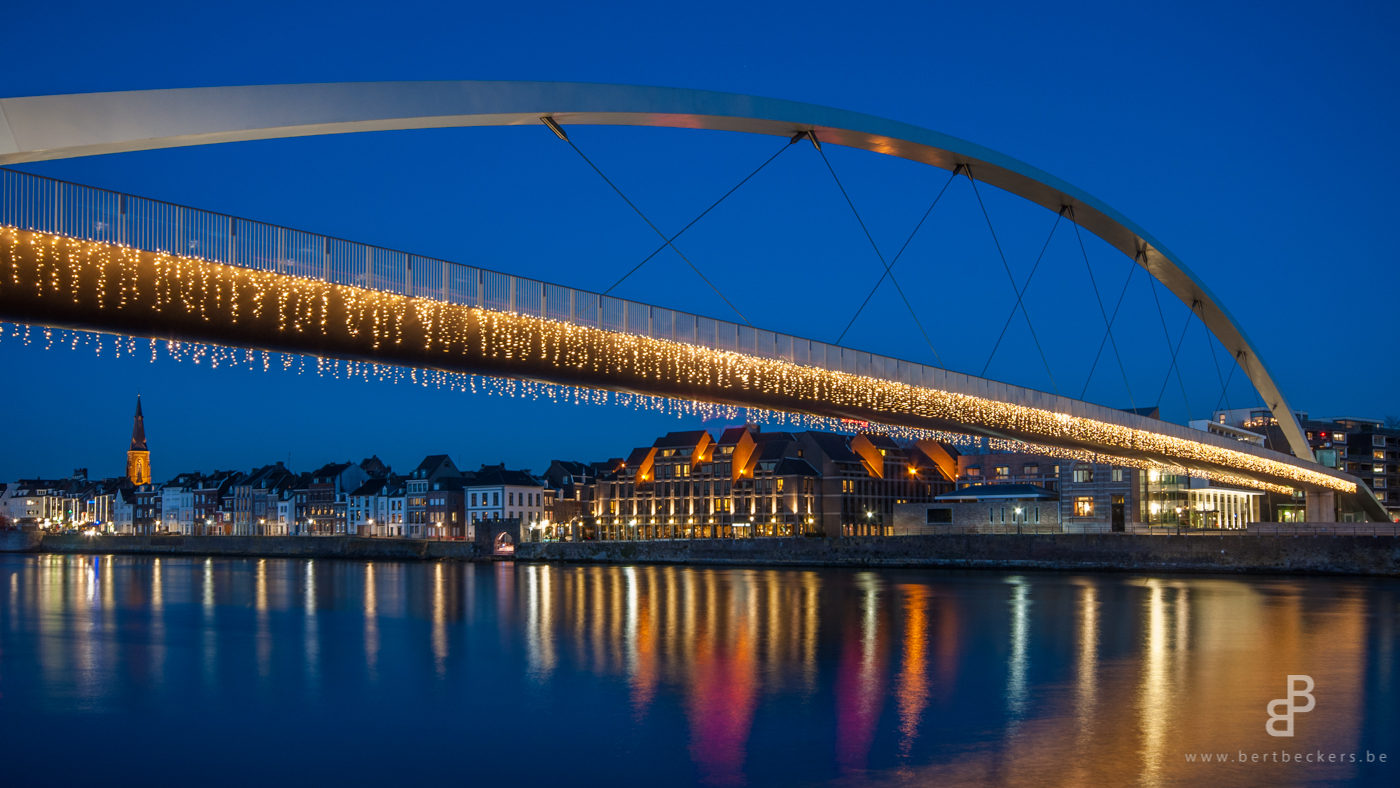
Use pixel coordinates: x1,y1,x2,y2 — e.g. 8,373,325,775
2,0,1396,482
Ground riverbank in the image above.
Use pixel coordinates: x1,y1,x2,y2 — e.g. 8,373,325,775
516,534,1400,576
24,533,483,561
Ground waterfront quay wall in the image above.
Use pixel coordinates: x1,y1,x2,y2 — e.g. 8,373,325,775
516,534,1400,576
30,534,481,561
0,530,43,552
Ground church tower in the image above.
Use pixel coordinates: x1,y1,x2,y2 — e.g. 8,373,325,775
126,395,151,486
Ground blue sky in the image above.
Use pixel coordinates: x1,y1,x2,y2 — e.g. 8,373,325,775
1,0,1396,481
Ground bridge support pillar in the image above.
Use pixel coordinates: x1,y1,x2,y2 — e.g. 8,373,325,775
1305,490,1336,523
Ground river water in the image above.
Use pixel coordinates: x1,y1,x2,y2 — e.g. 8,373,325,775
0,554,1396,786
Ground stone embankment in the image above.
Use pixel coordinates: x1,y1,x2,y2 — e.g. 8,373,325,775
516,534,1400,576
24,534,482,560
0,530,43,552
11,532,1399,576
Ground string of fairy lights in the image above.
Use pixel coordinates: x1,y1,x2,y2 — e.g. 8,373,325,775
0,225,1354,495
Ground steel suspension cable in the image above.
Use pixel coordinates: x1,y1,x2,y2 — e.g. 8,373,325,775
834,168,961,346
1148,276,1194,416
1081,255,1139,399
604,138,796,295
811,137,943,366
964,166,1058,394
1214,353,1241,414
982,209,1064,379
1198,304,1233,415
548,123,752,325
1070,212,1135,410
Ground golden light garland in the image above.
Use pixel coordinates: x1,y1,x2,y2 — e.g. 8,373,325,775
0,226,1353,495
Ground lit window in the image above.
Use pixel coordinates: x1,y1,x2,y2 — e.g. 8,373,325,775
1023,464,1039,475
966,467,981,478
1073,468,1094,483
1074,497,1095,517
995,466,1010,478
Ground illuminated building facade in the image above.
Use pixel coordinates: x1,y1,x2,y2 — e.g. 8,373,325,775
348,476,406,537
464,465,546,537
406,455,463,539
584,426,953,539
1212,408,1399,521
232,463,297,535
304,461,371,535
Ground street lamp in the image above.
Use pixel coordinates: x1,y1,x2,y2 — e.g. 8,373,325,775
367,518,374,538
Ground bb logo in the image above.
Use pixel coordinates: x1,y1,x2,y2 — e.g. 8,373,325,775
1266,674,1315,737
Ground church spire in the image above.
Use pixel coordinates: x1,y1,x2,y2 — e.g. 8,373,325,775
130,395,148,451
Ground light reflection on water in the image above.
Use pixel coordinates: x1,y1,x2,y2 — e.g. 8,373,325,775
0,554,1396,787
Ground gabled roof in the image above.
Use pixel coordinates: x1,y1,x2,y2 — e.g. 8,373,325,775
754,430,795,444
411,454,461,480
469,465,542,488
860,433,901,450
774,457,820,477
800,431,860,463
311,461,352,481
717,426,752,445
653,430,710,449
756,441,793,461
359,455,390,477
550,460,590,475
350,477,390,497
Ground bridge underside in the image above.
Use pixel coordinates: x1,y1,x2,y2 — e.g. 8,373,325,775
0,226,1373,511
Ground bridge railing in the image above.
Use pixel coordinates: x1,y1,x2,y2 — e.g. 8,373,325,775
0,166,944,384
0,167,1349,481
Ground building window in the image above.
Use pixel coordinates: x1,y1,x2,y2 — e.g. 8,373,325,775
1073,496,1094,517
926,508,952,524
1073,468,1094,483
1111,469,1126,482
967,467,981,478
1023,464,1039,476
995,466,1010,478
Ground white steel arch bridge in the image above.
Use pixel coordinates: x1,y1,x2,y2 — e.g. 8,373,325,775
0,81,1381,520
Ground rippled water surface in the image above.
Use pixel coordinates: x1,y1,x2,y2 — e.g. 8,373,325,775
1,554,1397,786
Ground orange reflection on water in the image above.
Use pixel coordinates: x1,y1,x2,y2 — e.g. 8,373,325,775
895,584,929,759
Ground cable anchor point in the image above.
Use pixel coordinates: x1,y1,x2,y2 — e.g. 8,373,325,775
540,116,569,142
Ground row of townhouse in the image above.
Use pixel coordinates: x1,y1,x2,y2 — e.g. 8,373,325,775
0,472,131,530
1,454,549,539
